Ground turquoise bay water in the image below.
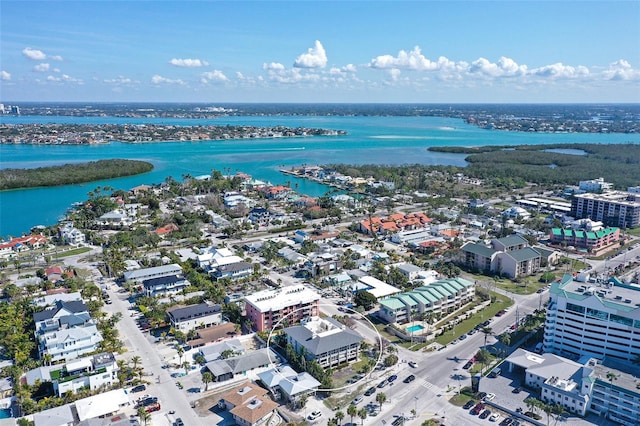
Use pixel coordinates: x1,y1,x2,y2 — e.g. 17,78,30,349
1,115,639,238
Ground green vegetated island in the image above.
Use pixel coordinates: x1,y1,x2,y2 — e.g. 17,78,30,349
428,143,640,188
0,159,154,190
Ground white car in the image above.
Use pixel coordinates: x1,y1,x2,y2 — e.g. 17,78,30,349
483,392,496,402
307,411,322,421
352,396,364,405
408,361,418,368
489,413,501,422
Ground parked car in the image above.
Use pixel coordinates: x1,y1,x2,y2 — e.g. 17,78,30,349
131,385,146,393
512,386,522,394
463,400,476,410
388,374,398,383
351,396,363,405
307,411,322,421
377,380,388,389
471,403,485,415
490,413,501,422
403,375,415,383
499,418,513,426
174,419,184,426
480,409,492,419
483,392,496,402
408,361,417,368
364,387,376,396
463,361,473,369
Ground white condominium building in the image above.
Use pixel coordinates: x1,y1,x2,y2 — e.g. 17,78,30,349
543,274,640,363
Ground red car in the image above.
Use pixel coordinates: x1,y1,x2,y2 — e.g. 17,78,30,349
471,403,485,415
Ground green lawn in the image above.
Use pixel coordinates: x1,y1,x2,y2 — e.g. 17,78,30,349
52,247,92,258
435,293,513,346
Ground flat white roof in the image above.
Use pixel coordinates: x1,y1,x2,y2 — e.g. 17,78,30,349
245,285,320,312
358,276,402,298
75,389,130,421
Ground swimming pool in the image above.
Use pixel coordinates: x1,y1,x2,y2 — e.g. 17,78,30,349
406,324,425,333
0,408,11,419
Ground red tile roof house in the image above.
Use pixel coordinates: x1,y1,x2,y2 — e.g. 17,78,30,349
153,223,179,237
259,185,291,200
0,235,48,254
358,212,432,236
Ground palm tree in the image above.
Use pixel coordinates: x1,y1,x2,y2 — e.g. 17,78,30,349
176,345,184,367
130,355,142,370
498,332,511,348
137,407,151,426
357,408,368,425
376,392,387,412
202,371,213,391
606,371,618,387
347,404,357,425
335,410,344,426
480,326,493,348
183,360,191,376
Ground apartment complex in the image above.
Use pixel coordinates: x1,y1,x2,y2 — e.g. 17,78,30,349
549,227,620,251
244,285,320,332
571,191,640,228
378,277,475,324
167,303,223,333
284,317,363,368
459,234,544,279
543,274,640,363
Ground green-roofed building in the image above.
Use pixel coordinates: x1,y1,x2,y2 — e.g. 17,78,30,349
378,277,475,324
459,234,547,279
549,226,620,252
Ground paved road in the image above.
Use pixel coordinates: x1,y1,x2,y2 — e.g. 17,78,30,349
103,280,217,426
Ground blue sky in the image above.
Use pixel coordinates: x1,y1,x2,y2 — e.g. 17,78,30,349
1,1,639,103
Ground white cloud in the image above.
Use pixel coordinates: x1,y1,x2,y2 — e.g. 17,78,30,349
0,70,10,80
22,47,62,61
389,69,402,81
151,74,185,85
169,58,209,68
23,48,47,60
369,46,440,71
602,59,640,81
469,56,527,78
293,40,327,68
201,70,228,83
33,63,50,72
263,62,285,71
104,76,133,84
46,74,82,83
529,62,589,79
329,64,358,75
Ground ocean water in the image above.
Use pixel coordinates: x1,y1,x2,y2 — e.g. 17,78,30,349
1,115,639,238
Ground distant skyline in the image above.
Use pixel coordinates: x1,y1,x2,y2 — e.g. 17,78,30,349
1,1,639,103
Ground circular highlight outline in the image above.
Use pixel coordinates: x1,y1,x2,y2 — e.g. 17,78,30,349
265,302,384,393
